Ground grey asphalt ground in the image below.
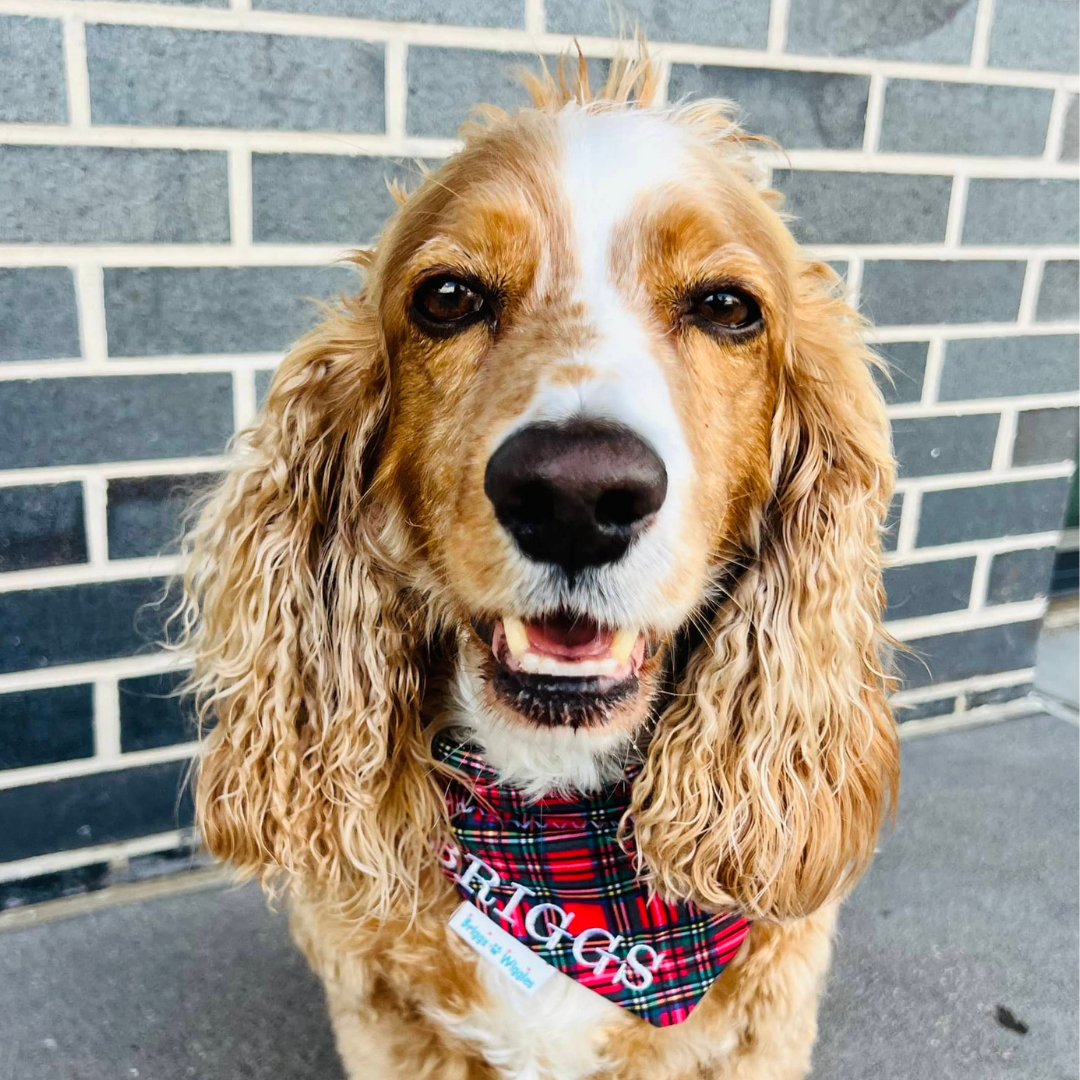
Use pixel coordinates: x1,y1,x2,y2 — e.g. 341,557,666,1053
0,712,1076,1080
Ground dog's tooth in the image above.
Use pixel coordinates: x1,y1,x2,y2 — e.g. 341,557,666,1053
610,628,638,664
503,616,529,658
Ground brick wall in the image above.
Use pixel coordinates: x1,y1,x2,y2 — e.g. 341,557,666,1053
0,0,1077,905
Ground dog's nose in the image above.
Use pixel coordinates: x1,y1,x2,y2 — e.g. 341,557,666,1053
484,421,668,573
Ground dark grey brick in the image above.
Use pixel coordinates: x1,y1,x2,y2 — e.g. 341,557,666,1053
253,0,520,24
892,414,999,478
884,557,976,619
897,619,1041,690
0,760,193,862
104,266,355,356
87,26,384,132
962,179,1080,246
883,492,903,552
0,484,86,572
545,0,769,47
407,49,607,139
252,154,410,244
987,547,1058,604
0,578,174,674
786,0,978,63
0,147,229,244
897,695,957,722
1012,407,1078,467
1052,546,1079,594
255,368,276,407
0,268,80,362
939,335,1079,400
119,670,195,752
668,65,869,149
0,864,110,911
988,0,1079,73
0,684,94,770
967,682,1033,708
880,80,1053,157
860,260,1026,326
0,375,233,469
107,473,218,560
0,17,66,124
918,477,1071,547
1037,262,1080,321
775,170,951,245
874,341,928,405
1061,96,1079,161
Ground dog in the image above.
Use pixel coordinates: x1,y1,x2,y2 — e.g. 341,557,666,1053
179,50,899,1080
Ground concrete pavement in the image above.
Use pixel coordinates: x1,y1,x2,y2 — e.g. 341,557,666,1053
0,713,1076,1080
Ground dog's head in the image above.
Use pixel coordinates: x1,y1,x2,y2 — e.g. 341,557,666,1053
182,54,898,922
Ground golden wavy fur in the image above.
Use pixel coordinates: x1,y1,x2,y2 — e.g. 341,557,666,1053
178,48,899,1080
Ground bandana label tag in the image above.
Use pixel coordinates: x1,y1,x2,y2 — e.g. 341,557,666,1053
449,901,558,995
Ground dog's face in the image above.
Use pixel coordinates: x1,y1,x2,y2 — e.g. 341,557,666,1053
370,107,794,764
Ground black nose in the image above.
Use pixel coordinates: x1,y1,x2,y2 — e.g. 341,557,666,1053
484,421,668,573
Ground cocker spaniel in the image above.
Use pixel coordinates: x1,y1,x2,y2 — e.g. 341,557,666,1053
180,50,899,1080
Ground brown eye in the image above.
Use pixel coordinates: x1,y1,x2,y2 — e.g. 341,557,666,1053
412,275,491,334
690,288,763,334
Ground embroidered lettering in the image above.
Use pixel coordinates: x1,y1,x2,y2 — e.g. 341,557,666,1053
523,902,577,949
613,944,666,991
457,852,502,907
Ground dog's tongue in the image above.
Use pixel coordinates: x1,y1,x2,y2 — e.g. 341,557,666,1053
525,615,613,660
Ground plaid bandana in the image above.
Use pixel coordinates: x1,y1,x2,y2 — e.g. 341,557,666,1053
434,731,751,1027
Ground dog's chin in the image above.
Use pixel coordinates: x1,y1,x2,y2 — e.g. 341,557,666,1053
471,613,663,733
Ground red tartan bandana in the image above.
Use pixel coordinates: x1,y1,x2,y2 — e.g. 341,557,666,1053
434,730,751,1027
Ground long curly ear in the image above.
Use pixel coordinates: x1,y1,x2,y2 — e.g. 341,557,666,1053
631,266,900,922
177,299,443,916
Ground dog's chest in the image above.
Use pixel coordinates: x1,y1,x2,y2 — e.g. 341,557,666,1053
435,956,628,1080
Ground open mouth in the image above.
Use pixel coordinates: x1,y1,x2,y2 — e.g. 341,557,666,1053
478,613,650,728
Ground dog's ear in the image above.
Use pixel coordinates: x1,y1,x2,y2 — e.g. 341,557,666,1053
179,298,442,913
632,264,900,922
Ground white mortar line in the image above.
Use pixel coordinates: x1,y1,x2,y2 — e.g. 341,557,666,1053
3,242,1076,271
0,457,232,489
967,548,993,610
4,122,1079,178
991,406,1019,471
231,367,258,430
0,356,281,379
226,147,253,251
82,474,110,566
895,489,921,555
524,0,544,36
888,598,1047,640
384,39,408,142
0,830,195,885
894,459,1074,493
866,320,1078,342
231,0,251,9
899,698,1037,738
92,678,122,759
60,16,92,128
884,531,1062,565
861,74,886,153
0,742,196,792
0,555,180,594
1044,88,1074,161
943,173,969,247
0,653,188,695
844,255,863,309
1017,257,1046,325
766,0,790,54
970,0,995,68
654,54,673,106
919,337,946,404
3,1,1077,90
891,667,1033,704
889,391,1080,418
72,263,109,365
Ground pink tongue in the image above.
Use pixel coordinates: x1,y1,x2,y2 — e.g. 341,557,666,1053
525,617,613,660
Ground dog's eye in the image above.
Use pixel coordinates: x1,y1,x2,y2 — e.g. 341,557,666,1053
412,275,491,333
690,288,763,334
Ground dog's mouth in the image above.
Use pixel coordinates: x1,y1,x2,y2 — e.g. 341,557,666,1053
474,613,653,728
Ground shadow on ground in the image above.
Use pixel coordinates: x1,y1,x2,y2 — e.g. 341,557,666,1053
0,714,1076,1080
